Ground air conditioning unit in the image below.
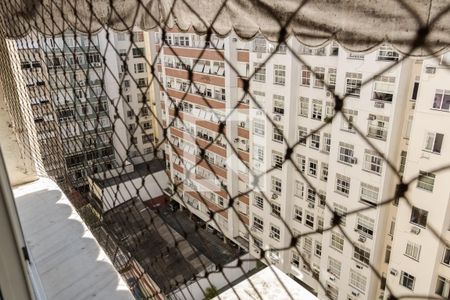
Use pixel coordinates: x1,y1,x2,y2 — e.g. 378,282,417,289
410,226,421,235
374,101,385,108
425,66,436,74
390,268,398,276
351,290,360,297
358,235,366,243
273,114,282,122
93,62,102,67
356,263,364,270
351,157,358,164
329,276,336,282
253,248,260,254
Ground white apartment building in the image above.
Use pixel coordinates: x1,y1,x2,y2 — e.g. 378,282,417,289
152,29,428,300
385,54,450,299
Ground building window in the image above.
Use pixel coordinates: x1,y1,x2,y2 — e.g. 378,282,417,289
273,125,284,143
368,114,389,140
270,225,280,241
308,159,318,177
399,151,407,175
310,133,320,149
294,206,303,222
134,31,144,42
254,194,264,209
417,171,436,192
271,176,282,194
271,203,281,218
253,63,266,82
320,163,328,182
360,182,379,206
132,47,144,58
345,72,362,97
363,149,383,175
313,67,325,88
272,151,283,169
436,276,450,298
253,144,264,162
306,188,316,203
274,64,286,85
341,108,357,133
442,248,450,265
297,155,306,173
330,232,344,252
350,269,367,293
410,206,428,227
303,237,313,257
433,89,450,111
333,204,347,226
298,97,309,117
405,241,421,261
372,75,396,102
253,37,267,52
305,212,314,228
338,142,355,164
424,132,444,153
317,216,324,231
291,252,300,268
385,245,391,263
253,119,265,136
311,99,323,120
295,180,304,198
336,174,350,196
298,126,307,145
134,63,145,73
400,271,415,291
253,215,264,231
356,213,375,238
315,242,322,257
378,45,399,61
411,81,419,100
300,66,311,86
323,133,331,153
273,94,285,115
328,257,341,278
253,237,263,250
353,244,371,265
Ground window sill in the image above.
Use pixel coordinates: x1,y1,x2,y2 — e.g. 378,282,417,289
403,254,420,262
409,222,426,229
362,169,382,176
335,190,349,197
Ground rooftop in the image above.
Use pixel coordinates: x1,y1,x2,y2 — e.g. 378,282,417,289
93,159,166,188
216,266,319,300
13,177,134,300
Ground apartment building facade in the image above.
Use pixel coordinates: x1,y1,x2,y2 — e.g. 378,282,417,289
152,29,427,300
17,36,66,183
384,54,450,299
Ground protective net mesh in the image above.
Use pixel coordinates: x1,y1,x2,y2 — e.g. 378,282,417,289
1,1,450,300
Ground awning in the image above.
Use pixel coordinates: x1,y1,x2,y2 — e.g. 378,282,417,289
1,0,449,55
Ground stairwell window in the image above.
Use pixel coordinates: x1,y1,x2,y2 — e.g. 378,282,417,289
298,126,307,145
417,171,436,192
274,64,286,85
424,132,444,154
328,68,336,91
295,180,304,198
323,133,331,153
272,151,283,169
